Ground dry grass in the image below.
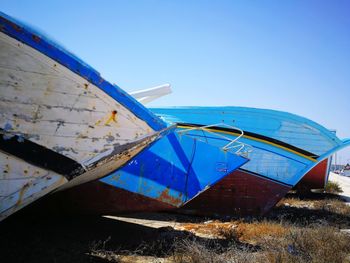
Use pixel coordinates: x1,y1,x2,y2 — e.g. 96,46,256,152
179,220,287,243
235,221,287,244
277,195,350,215
261,226,350,263
86,224,350,263
276,197,314,208
83,195,350,263
171,239,260,263
325,181,343,194
100,196,350,262
272,194,350,228
170,225,350,263
180,220,239,239
8,194,347,263
3,190,350,263
313,198,350,215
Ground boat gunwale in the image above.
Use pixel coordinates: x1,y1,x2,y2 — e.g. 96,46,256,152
151,106,342,145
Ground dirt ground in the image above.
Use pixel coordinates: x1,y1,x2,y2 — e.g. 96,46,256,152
1,189,350,262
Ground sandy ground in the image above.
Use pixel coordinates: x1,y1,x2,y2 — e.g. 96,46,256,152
104,214,182,230
1,191,349,263
105,214,224,239
329,172,350,203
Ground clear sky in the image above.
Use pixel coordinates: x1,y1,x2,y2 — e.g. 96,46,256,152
2,0,350,164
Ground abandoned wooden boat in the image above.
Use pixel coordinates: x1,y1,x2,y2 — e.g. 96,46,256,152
132,85,334,193
151,106,350,216
33,126,249,215
0,12,171,221
24,83,248,215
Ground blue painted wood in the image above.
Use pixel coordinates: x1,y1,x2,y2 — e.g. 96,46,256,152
0,11,166,131
100,132,249,206
178,129,311,186
151,107,349,187
153,106,341,155
299,138,350,180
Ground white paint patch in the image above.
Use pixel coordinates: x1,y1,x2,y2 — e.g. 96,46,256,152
0,31,162,221
0,32,153,163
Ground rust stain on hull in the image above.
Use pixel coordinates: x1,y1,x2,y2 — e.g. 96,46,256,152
105,110,118,125
156,188,183,207
15,183,29,206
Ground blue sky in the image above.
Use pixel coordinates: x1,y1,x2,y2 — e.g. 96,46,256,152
2,0,350,163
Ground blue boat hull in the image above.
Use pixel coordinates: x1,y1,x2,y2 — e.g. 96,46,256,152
33,131,249,214
152,107,349,187
148,107,349,216
100,132,248,206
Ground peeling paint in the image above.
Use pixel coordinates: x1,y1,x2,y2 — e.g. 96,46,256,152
26,134,40,141
12,113,33,122
105,135,115,143
77,134,88,139
54,120,65,133
4,123,12,131
52,146,78,154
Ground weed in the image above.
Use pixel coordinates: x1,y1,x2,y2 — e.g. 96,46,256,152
325,181,343,194
235,221,288,244
314,198,350,215
172,239,260,263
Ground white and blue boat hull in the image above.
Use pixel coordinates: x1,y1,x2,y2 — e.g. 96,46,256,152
0,12,168,221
